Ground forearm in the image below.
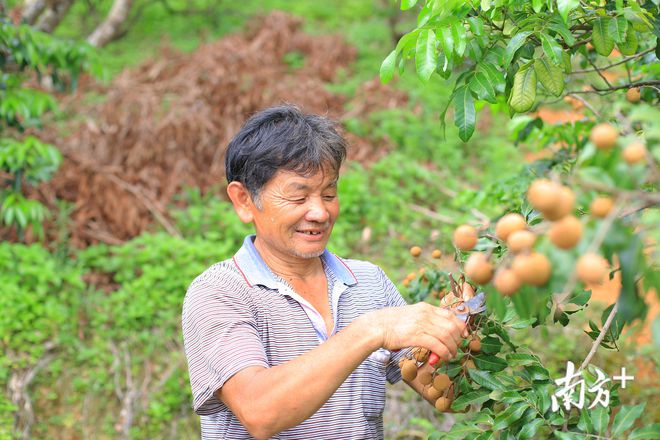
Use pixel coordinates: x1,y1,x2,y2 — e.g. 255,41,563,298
233,314,382,438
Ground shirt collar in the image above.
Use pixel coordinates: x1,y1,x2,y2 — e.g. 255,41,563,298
232,235,358,289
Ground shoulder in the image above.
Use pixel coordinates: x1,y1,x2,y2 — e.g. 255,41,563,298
183,258,250,308
332,256,388,285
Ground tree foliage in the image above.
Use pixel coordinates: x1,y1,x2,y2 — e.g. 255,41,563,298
385,0,658,438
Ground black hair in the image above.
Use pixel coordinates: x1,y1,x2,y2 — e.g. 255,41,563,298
225,104,347,204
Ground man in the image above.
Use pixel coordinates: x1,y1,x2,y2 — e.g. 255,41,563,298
182,105,467,439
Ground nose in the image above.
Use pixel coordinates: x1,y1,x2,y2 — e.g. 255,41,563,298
304,197,330,224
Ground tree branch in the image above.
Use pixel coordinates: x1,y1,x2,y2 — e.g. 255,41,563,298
87,0,134,47
578,303,619,373
569,48,655,74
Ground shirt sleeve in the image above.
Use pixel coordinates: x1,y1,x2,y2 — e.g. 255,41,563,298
375,266,414,384
182,277,269,415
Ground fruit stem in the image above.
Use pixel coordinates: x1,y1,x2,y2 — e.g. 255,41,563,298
578,303,619,374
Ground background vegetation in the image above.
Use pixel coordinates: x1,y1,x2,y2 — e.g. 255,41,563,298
1,0,657,439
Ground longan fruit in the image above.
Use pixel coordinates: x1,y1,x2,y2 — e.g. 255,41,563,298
543,186,575,221
590,123,618,150
435,396,452,412
495,213,527,241
507,230,536,253
468,337,482,353
400,359,418,382
454,225,478,251
493,269,522,296
576,253,608,285
465,252,494,285
424,385,443,401
412,347,430,363
549,215,583,249
418,371,434,386
622,142,646,165
432,249,442,259
512,252,552,286
527,179,561,214
461,358,476,370
432,373,451,392
410,246,422,257
590,196,614,218
626,88,641,103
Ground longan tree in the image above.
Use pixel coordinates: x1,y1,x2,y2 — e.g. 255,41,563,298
383,1,658,438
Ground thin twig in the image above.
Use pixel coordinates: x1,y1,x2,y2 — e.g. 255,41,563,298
570,48,655,74
409,204,457,225
593,79,660,93
578,303,619,373
587,57,613,89
566,93,600,118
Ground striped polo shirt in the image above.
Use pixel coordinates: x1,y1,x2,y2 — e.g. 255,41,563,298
182,235,410,439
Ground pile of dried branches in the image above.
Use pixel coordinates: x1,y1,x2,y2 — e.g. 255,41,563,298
30,12,408,246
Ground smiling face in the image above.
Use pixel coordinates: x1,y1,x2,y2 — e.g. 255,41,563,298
247,166,340,261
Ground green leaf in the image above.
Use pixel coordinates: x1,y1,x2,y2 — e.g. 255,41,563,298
493,402,530,430
591,406,610,435
469,71,496,103
518,418,544,439
439,26,454,61
548,17,576,45
452,21,467,57
468,368,507,390
557,0,579,23
534,58,564,97
415,30,438,82
539,33,563,65
473,354,507,372
608,16,628,43
479,336,503,355
451,389,491,410
505,353,541,367
611,403,645,437
617,27,638,55
380,50,397,84
628,424,660,440
532,0,544,13
592,17,615,56
400,0,418,10
577,408,594,433
554,433,584,440
504,31,532,67
509,63,537,113
453,86,476,142
478,62,505,93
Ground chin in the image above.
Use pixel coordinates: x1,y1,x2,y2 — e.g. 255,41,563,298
293,248,325,259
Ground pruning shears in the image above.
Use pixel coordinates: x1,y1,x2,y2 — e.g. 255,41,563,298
428,290,487,366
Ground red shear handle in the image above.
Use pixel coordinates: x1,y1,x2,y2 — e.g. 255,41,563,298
428,352,440,366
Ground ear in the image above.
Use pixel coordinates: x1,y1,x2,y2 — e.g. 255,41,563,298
226,182,255,224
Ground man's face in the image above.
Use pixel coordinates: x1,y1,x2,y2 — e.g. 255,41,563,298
250,167,339,260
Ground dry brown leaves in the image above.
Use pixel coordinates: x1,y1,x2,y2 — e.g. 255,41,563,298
15,12,408,246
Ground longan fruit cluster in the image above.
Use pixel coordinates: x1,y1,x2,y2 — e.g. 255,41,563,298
398,337,483,413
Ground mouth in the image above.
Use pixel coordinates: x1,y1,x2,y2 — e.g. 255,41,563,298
296,229,324,236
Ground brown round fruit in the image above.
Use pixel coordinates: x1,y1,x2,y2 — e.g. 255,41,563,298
454,225,478,251
468,337,482,353
576,253,608,285
400,359,418,382
496,213,527,241
590,196,614,218
435,396,452,412
465,253,494,285
622,142,647,165
424,385,442,401
432,373,451,392
418,371,434,386
549,215,583,249
590,123,618,150
410,246,422,257
432,249,442,259
512,252,552,286
626,88,641,103
462,358,476,370
507,230,536,253
413,347,430,363
543,185,575,221
493,269,522,296
527,179,562,213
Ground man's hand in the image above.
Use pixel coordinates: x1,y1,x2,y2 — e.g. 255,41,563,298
368,303,469,364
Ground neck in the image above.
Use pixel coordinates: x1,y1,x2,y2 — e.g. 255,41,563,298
253,236,324,282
